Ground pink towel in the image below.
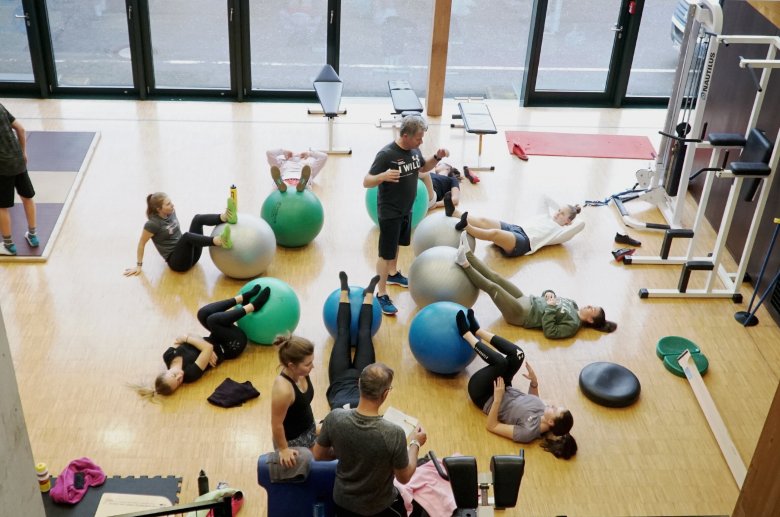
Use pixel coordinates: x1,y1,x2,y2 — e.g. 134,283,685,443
50,457,106,504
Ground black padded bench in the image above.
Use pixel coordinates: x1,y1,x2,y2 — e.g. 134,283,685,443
451,102,497,173
377,80,424,128
307,64,351,155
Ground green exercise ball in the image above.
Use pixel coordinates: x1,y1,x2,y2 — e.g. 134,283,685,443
261,189,324,248
365,179,429,229
237,277,300,345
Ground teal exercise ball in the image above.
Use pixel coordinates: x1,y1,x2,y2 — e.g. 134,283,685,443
261,189,324,248
236,277,300,345
365,179,429,229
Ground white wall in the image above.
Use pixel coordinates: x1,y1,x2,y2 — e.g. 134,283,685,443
0,305,45,516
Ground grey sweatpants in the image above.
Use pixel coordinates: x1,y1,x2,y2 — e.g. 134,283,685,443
462,251,531,327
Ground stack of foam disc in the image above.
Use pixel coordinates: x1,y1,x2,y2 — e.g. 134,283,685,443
656,336,709,377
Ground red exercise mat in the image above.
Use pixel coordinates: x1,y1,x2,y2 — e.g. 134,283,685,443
505,131,656,160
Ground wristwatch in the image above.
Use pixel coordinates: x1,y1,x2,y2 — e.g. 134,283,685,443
408,439,421,450
433,154,442,161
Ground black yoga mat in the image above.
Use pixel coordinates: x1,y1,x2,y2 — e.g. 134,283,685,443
42,475,181,517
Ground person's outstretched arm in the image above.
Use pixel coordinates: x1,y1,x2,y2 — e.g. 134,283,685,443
124,229,154,276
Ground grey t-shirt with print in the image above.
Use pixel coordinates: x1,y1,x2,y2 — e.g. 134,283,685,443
483,387,546,443
143,212,182,260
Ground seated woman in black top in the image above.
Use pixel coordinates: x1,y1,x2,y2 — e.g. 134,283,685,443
271,334,316,468
133,285,269,399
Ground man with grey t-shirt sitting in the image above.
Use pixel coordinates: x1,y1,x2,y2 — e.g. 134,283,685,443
313,362,427,516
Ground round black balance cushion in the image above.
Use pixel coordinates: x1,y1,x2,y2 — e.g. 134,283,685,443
579,362,641,408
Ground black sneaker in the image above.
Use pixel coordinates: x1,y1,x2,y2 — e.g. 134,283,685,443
377,295,398,315
615,233,641,247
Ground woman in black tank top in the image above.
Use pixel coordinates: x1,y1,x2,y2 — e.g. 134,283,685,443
270,335,317,468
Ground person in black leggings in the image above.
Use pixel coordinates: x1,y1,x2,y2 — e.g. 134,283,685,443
133,284,269,399
326,271,381,411
457,309,578,459
124,192,236,276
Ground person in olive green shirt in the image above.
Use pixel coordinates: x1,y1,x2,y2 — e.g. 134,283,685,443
455,233,616,339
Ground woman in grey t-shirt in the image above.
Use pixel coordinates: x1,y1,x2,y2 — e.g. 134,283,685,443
124,192,235,275
457,309,578,459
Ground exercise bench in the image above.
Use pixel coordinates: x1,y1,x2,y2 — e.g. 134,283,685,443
308,64,351,155
377,80,424,128
443,451,525,516
451,102,497,174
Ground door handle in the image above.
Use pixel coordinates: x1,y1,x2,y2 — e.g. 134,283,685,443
15,13,29,19
611,24,623,39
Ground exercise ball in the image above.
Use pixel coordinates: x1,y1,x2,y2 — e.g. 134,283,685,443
210,213,276,279
261,189,324,248
409,301,475,375
322,286,382,346
365,179,429,229
236,277,300,345
408,246,479,308
411,212,476,256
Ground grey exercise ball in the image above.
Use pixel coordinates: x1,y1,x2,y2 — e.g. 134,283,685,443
209,213,276,279
409,246,480,308
411,212,476,256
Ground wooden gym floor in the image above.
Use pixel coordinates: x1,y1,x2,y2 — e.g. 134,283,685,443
1,97,778,516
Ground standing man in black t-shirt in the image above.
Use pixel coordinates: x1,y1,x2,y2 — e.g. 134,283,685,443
363,115,449,315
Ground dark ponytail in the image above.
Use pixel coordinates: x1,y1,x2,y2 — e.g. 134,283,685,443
541,434,577,459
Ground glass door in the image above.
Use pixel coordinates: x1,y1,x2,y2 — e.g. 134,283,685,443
243,0,328,94
0,0,45,94
141,0,237,96
42,0,137,92
523,0,635,106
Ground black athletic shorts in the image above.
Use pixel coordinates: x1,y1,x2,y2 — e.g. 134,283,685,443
499,221,531,257
0,171,35,209
378,214,411,260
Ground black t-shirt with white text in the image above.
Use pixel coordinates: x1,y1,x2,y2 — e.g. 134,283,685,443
368,142,426,219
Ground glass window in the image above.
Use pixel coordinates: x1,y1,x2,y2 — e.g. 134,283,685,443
45,0,133,88
0,0,35,82
536,0,622,92
248,0,327,91
626,0,682,97
339,0,434,96
445,0,532,99
147,0,229,90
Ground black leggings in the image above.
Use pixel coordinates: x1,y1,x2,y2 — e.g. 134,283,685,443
328,302,375,385
167,213,222,272
467,335,525,409
196,297,248,361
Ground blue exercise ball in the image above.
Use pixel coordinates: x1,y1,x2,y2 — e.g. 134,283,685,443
409,301,476,375
365,179,429,229
236,277,300,345
322,287,382,346
261,188,324,248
